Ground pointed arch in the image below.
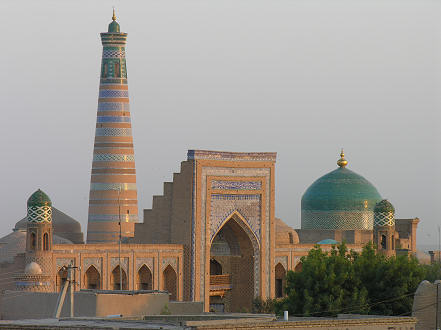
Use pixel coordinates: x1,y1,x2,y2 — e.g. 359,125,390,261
84,265,101,290
209,212,260,312
275,262,286,298
294,262,303,272
163,265,177,301
137,264,152,290
211,210,260,250
43,233,49,250
111,265,127,290
30,232,36,250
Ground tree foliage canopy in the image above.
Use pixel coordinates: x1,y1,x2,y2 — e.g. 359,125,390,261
275,243,433,317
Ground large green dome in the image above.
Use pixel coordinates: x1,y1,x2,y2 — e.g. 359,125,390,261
301,151,381,230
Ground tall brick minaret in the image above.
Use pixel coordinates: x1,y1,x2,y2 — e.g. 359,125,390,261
87,10,139,243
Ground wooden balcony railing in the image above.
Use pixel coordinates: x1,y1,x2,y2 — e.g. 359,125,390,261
209,274,232,296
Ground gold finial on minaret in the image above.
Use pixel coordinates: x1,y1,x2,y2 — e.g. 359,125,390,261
112,8,117,21
337,148,348,168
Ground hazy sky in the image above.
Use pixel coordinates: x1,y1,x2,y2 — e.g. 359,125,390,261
1,0,440,248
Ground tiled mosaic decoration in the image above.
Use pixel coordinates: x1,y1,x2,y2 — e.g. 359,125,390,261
209,194,261,243
97,116,131,123
90,182,137,191
102,49,126,58
95,127,132,136
98,102,130,111
27,206,52,223
99,90,129,98
211,180,261,190
136,258,153,273
301,210,374,230
88,214,138,221
93,154,135,162
374,211,395,227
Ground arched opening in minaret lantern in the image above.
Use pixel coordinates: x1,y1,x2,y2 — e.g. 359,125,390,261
43,233,49,250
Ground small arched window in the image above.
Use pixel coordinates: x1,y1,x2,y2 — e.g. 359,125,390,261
114,62,120,78
43,233,49,251
103,63,108,77
381,234,387,250
30,232,36,250
288,232,294,244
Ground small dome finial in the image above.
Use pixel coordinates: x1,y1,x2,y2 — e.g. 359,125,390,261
337,148,348,168
112,7,116,21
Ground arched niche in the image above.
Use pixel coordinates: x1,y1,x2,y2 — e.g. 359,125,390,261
137,265,153,290
275,263,286,298
163,265,177,301
84,265,101,290
111,265,127,290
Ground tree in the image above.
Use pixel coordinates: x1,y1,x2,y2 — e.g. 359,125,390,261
354,243,425,315
275,242,426,317
276,243,369,317
423,262,441,282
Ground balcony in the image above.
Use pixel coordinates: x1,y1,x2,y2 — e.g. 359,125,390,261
209,274,232,297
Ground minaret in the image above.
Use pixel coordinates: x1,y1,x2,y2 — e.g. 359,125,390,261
87,10,139,243
16,189,54,292
373,199,396,257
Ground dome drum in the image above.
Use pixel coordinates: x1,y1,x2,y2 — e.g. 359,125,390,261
374,200,395,227
301,210,374,230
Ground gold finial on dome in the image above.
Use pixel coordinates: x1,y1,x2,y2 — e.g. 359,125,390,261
112,8,117,21
337,148,348,168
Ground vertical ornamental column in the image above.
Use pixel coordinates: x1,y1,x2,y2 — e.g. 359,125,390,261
87,12,139,243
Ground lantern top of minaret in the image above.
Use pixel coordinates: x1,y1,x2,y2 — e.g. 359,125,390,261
108,8,120,33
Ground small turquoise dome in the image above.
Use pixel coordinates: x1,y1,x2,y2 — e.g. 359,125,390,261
317,239,339,245
108,20,120,33
374,199,395,214
27,189,52,207
27,189,52,223
108,9,120,33
301,151,382,230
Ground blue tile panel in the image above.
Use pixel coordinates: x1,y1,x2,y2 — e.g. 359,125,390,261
88,214,138,222
98,102,130,111
95,127,132,136
99,90,129,98
97,116,131,123
90,183,137,191
211,180,261,190
93,154,135,162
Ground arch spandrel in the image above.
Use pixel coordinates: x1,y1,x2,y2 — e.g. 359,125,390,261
137,263,153,274
210,210,260,252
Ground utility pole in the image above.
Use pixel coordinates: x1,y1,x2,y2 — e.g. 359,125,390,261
438,225,441,265
54,263,76,318
437,282,440,330
118,187,122,291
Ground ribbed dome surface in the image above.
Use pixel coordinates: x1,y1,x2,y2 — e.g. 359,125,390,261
27,189,51,207
374,199,395,214
108,20,120,33
301,167,382,230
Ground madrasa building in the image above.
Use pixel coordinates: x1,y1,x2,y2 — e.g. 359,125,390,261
0,13,419,313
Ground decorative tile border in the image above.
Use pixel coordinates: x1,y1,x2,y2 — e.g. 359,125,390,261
90,183,137,191
95,127,132,137
93,154,135,162
211,180,261,190
27,206,52,223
